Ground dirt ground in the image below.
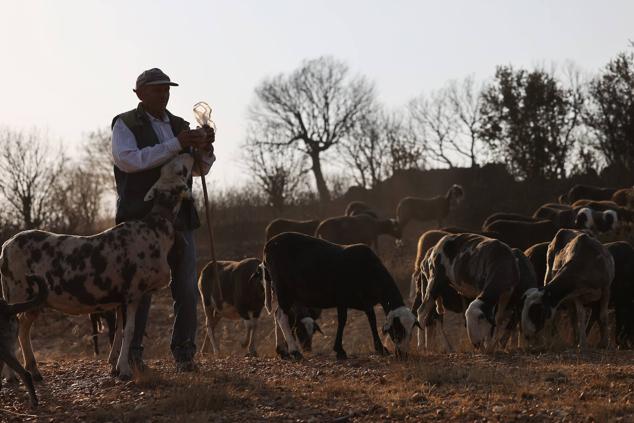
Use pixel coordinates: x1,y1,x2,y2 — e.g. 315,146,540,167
2,284,634,423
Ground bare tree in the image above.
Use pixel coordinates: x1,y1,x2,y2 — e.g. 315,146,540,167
83,128,115,188
339,108,423,189
408,89,460,168
49,165,107,234
242,125,309,213
447,76,484,167
0,129,65,229
249,56,375,202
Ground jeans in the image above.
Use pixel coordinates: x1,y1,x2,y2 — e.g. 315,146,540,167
129,230,198,363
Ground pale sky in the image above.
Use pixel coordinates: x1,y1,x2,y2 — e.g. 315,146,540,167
1,0,632,188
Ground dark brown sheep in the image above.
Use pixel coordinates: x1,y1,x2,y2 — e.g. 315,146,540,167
612,187,634,208
344,201,379,218
560,184,619,204
0,275,47,408
315,214,401,251
265,218,320,241
396,184,464,229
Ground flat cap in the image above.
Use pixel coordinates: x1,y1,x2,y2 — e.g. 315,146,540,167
135,68,179,89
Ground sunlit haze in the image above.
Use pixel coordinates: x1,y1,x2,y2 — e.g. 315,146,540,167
2,0,633,188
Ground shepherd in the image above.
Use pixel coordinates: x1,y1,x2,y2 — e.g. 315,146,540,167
111,68,215,372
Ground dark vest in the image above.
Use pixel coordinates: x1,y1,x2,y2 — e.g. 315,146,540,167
111,103,200,230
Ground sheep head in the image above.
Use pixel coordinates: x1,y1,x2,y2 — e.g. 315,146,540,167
145,154,194,216
383,306,419,359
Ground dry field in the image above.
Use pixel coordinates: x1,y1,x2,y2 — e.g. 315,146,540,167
1,285,634,423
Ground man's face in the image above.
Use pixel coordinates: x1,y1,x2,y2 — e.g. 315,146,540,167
136,84,170,112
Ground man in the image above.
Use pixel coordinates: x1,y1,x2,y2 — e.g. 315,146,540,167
111,68,214,372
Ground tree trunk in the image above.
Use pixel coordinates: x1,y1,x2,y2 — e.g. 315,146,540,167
309,152,330,203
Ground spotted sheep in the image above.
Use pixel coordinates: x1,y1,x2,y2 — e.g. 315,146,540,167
0,154,194,380
261,232,418,360
396,184,464,230
417,233,520,351
521,229,615,348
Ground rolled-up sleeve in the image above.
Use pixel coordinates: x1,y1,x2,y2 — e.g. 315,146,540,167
111,118,182,172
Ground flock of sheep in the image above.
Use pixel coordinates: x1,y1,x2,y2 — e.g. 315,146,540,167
0,152,633,409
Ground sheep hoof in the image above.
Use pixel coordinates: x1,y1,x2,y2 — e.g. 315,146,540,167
29,396,38,409
118,372,132,381
244,351,258,358
376,345,390,356
289,350,303,361
110,366,120,377
276,346,291,360
336,350,348,360
29,370,43,382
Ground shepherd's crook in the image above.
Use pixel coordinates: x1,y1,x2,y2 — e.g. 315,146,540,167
194,150,223,311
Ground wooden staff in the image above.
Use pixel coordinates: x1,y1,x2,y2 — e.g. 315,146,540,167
194,149,223,310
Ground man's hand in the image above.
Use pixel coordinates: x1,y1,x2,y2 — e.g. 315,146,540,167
177,129,208,149
201,125,215,144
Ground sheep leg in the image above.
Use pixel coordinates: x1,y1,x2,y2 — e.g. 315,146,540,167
273,309,289,358
108,307,124,374
487,292,512,353
275,307,302,360
365,308,388,355
116,302,138,380
244,317,258,356
0,349,38,408
334,306,348,360
574,299,587,349
17,310,41,381
597,287,610,349
90,315,100,356
202,313,221,354
438,317,454,352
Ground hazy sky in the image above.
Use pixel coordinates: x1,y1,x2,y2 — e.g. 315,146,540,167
1,1,632,187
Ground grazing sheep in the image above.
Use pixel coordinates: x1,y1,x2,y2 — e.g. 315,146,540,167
315,214,401,251
612,187,634,209
413,247,465,351
199,259,323,356
482,212,538,230
344,201,379,218
417,233,519,351
560,184,618,204
483,219,560,251
89,311,116,356
524,242,549,285
0,154,194,380
396,184,464,229
598,242,634,348
571,199,620,209
198,258,264,356
262,232,418,360
265,219,320,242
0,275,47,408
521,229,614,348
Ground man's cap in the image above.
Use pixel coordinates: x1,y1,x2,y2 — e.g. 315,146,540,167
135,68,179,89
